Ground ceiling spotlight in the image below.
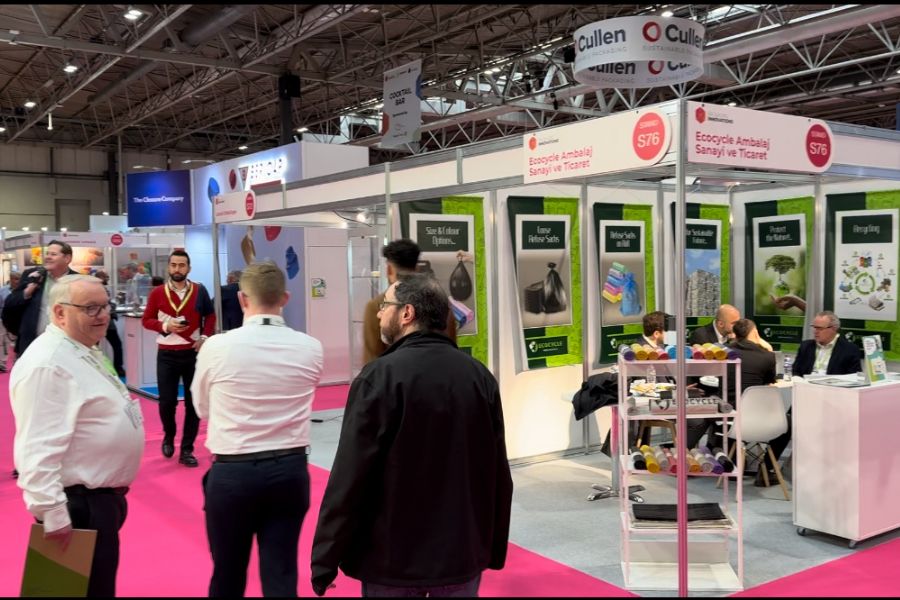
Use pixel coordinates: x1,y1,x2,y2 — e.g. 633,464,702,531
22,226,29,231
102,211,109,216
60,227,68,232
181,159,191,164
0,127,6,133
63,64,78,74
47,113,53,131
24,100,36,109
40,226,48,232
727,101,737,107
296,127,309,133
133,165,143,169
238,145,248,150
124,8,142,20
662,10,674,17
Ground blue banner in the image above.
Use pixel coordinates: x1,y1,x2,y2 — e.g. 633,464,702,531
126,170,193,227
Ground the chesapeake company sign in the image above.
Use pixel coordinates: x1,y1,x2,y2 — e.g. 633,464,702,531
573,16,705,88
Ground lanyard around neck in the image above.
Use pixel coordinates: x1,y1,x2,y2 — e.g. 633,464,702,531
165,281,192,315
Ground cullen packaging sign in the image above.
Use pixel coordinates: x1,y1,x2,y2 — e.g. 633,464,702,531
126,170,193,227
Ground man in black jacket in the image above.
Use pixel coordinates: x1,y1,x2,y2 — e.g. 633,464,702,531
1,240,78,357
791,311,861,377
311,273,513,597
688,304,741,347
219,270,243,331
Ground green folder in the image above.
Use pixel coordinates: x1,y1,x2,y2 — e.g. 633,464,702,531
21,524,96,597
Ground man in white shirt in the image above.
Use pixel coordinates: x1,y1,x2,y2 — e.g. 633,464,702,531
10,274,144,597
193,261,324,597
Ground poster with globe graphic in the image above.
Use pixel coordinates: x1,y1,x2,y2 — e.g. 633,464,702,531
833,208,898,321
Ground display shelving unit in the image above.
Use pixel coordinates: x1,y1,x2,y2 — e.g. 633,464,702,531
617,357,743,592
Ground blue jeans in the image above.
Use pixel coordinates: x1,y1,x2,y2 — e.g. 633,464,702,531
361,574,481,597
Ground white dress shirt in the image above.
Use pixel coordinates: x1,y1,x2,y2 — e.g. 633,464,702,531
192,314,324,455
10,324,145,533
813,336,839,374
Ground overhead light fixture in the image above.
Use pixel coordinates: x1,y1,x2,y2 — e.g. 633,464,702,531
133,164,144,169
22,226,29,231
661,10,674,17
124,8,142,20
60,227,68,232
40,227,48,232
727,101,737,107
47,112,53,131
182,159,191,164
102,211,109,216
238,145,248,150
63,64,78,74
0,127,5,133
296,126,309,133
24,100,36,109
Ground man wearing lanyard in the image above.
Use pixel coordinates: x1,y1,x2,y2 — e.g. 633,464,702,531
142,250,215,467
11,274,144,597
193,261,323,596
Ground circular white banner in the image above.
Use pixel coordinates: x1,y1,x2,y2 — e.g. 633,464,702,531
573,16,705,88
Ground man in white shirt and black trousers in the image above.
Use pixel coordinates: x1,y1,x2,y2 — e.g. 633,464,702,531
193,261,324,597
10,274,144,597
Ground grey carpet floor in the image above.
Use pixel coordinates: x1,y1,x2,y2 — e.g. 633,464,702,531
307,409,900,596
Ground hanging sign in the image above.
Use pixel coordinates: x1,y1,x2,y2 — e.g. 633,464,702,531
56,232,148,248
687,101,834,173
381,59,422,149
523,108,671,183
573,16,705,88
214,190,257,223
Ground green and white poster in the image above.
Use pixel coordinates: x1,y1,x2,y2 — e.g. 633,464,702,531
745,197,813,349
825,190,900,360
671,203,731,336
400,196,488,365
508,196,582,370
594,203,656,363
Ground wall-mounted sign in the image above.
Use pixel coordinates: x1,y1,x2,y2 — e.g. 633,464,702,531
126,170,193,228
573,16,705,88
687,101,834,173
381,59,422,149
311,277,326,298
214,190,256,223
523,108,671,183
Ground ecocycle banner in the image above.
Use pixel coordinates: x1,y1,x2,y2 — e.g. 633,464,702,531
745,197,814,350
687,101,834,173
399,196,488,366
573,16,705,88
381,59,422,149
126,170,192,228
523,107,671,184
825,190,900,360
594,203,656,364
214,190,256,223
670,203,731,338
508,196,582,371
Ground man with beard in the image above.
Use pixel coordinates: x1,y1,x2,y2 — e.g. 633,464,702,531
2,240,78,358
311,273,513,597
142,250,215,467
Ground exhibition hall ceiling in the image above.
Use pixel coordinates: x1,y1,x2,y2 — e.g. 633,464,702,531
0,4,898,164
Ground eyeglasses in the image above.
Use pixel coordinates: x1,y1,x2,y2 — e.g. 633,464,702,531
378,300,405,311
60,302,113,317
811,325,835,331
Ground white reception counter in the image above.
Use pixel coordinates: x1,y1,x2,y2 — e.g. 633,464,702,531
124,314,158,391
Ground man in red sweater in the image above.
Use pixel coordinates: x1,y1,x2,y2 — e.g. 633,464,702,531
142,250,216,467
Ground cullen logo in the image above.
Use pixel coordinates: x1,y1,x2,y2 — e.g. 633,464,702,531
528,135,537,151
648,61,664,75
643,21,661,42
695,107,706,123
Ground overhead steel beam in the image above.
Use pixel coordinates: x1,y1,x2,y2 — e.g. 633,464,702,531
7,4,194,143
29,5,52,37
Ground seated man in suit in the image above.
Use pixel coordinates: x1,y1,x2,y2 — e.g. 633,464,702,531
689,304,741,346
729,319,777,392
792,310,861,377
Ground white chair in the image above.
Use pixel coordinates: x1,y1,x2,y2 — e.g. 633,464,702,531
720,385,791,500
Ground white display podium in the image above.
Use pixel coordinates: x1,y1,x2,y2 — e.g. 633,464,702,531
793,377,900,547
124,315,159,391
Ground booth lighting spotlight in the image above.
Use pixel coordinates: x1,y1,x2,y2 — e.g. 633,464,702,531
727,101,737,107
24,100,36,109
63,64,78,74
124,8,142,20
296,127,309,133
238,145,248,150
661,10,674,17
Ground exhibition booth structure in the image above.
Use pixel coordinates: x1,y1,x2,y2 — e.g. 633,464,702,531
209,98,900,593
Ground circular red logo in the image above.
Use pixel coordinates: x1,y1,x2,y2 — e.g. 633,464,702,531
643,21,661,42
695,107,706,123
110,233,124,246
632,112,666,161
648,61,664,75
805,123,832,168
228,169,237,190
528,135,537,151
245,193,255,217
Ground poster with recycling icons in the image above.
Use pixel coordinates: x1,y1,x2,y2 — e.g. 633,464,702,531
833,208,898,321
399,196,488,366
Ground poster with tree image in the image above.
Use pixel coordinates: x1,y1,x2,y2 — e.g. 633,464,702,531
753,214,807,316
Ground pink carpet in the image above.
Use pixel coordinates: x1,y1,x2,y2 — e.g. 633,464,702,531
311,384,349,412
0,369,628,597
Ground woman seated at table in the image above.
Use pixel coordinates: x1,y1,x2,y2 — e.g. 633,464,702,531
729,318,776,392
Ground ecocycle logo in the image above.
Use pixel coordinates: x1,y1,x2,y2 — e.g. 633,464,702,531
528,341,538,353
110,233,124,247
695,107,706,123
528,135,538,151
642,21,661,42
245,193,255,217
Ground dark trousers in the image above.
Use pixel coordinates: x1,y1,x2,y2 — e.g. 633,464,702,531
361,574,481,597
157,348,199,452
203,453,310,597
763,407,792,471
65,487,128,598
106,326,125,375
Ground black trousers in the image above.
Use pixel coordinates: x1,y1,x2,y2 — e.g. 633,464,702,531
203,453,310,597
65,487,128,598
157,348,199,452
763,407,792,471
106,325,125,375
